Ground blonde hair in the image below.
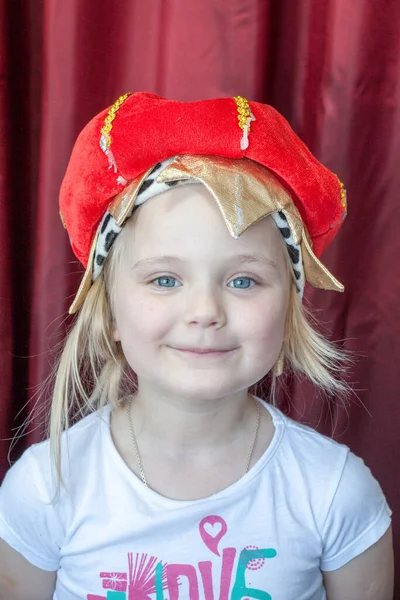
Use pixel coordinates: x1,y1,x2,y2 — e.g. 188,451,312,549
49,218,351,483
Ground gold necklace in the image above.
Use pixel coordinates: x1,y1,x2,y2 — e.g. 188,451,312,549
126,396,261,488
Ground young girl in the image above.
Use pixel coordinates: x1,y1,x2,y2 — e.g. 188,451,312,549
0,93,393,600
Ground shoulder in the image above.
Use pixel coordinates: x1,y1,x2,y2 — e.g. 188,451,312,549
320,448,392,571
267,402,388,497
266,401,389,506
0,405,112,570
263,403,392,571
266,402,350,482
4,405,112,499
38,404,109,458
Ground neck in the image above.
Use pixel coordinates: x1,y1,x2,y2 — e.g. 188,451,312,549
129,382,254,450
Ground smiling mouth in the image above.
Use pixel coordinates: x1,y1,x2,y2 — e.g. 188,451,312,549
170,347,237,356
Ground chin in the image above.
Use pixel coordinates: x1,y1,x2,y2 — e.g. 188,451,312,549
162,374,251,401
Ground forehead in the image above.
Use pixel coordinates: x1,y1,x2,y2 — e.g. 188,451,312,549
127,183,286,262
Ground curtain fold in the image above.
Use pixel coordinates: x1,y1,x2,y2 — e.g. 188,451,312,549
1,0,399,587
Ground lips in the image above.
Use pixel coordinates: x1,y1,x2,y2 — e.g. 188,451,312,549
170,346,236,355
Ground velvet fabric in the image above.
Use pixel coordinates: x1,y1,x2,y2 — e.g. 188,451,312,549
61,92,345,268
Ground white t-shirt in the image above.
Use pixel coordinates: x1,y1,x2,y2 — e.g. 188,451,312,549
0,400,391,600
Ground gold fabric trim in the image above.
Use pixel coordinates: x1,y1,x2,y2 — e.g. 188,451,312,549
69,232,99,314
158,155,344,293
108,166,156,226
301,233,344,292
157,155,303,241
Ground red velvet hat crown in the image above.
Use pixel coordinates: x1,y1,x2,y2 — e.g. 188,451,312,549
59,92,346,272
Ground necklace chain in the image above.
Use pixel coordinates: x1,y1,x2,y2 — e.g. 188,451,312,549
126,396,261,488
126,396,149,487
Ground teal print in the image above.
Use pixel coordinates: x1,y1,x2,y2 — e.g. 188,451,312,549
155,562,164,600
231,547,277,600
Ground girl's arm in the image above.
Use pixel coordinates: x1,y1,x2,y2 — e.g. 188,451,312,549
0,538,56,600
322,526,394,600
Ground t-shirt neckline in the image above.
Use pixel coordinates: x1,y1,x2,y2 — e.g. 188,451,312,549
101,398,286,507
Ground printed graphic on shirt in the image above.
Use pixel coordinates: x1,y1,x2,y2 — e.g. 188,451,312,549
87,514,277,599
87,553,168,599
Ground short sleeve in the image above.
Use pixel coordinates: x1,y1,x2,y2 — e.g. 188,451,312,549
0,448,61,571
320,451,392,571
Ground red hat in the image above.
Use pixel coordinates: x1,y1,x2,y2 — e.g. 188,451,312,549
59,92,346,312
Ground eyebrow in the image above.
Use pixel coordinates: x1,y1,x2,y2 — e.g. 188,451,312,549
132,254,277,269
132,256,182,270
236,254,277,268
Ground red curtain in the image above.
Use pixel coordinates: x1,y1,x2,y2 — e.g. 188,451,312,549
1,0,399,586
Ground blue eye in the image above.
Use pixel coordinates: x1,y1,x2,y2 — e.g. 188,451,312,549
228,277,255,289
153,276,180,287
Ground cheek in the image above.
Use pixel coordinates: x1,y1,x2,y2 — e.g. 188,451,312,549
114,294,175,345
236,295,287,349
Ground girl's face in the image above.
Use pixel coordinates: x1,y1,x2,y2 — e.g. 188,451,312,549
113,184,290,401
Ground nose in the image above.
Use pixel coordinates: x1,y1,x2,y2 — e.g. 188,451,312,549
184,284,227,329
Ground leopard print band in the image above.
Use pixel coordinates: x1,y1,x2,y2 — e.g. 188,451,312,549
93,159,306,298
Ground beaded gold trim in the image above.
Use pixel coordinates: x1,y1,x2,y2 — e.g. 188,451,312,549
100,92,132,173
100,93,132,149
335,175,347,209
234,96,252,130
233,96,256,150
